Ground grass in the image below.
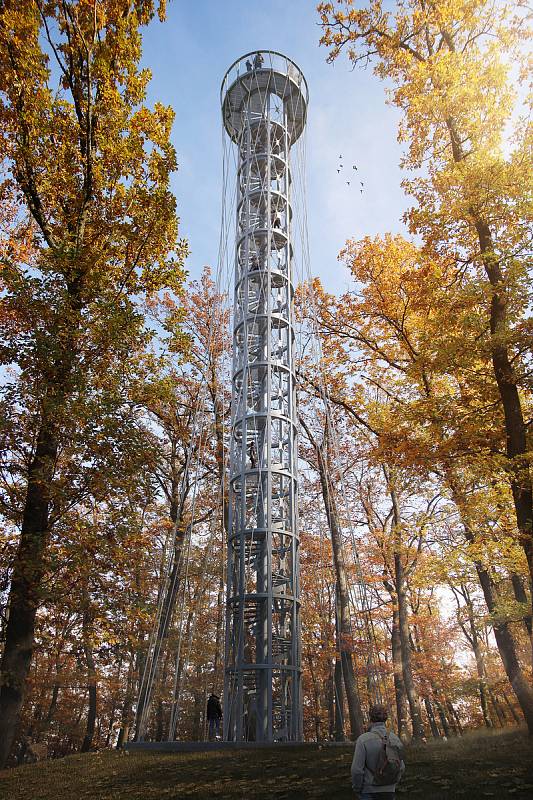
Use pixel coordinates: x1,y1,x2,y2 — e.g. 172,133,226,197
1,727,532,799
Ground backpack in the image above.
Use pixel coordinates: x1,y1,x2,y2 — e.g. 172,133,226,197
370,732,403,786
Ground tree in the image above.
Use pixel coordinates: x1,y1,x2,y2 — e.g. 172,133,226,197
304,240,533,730
0,0,187,766
131,270,229,740
317,0,532,651
300,412,366,739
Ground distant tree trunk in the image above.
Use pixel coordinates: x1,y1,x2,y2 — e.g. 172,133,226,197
334,657,345,741
389,486,425,741
80,595,97,753
502,690,521,724
134,470,189,740
456,584,493,729
167,608,194,739
155,648,172,742
307,653,322,740
510,572,532,639
449,480,533,734
475,664,493,728
302,417,364,739
213,572,225,693
475,564,532,730
192,665,203,741
434,698,451,738
105,699,117,748
43,681,60,730
104,656,123,747
489,689,506,727
326,659,334,739
424,698,440,738
445,699,462,735
116,658,135,749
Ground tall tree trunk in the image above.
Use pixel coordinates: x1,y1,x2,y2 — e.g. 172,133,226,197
391,603,409,739
0,271,83,769
475,214,533,642
446,114,533,649
80,596,97,753
0,415,59,768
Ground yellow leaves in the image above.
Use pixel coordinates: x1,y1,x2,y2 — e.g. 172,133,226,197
0,1,188,301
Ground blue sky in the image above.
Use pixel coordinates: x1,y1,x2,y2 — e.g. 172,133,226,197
141,0,408,294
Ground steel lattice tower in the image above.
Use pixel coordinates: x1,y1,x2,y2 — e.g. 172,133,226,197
221,51,308,742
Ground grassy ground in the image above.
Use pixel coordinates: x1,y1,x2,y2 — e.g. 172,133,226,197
1,728,532,800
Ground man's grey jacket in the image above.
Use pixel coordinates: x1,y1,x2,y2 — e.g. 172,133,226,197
351,722,405,794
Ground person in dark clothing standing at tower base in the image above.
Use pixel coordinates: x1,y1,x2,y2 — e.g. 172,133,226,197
207,693,223,741
351,704,405,799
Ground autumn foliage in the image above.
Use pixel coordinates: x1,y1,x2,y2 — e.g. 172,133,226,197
0,0,531,770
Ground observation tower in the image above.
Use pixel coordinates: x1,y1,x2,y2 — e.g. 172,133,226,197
221,51,308,743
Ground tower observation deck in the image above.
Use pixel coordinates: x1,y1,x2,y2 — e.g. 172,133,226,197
221,51,308,743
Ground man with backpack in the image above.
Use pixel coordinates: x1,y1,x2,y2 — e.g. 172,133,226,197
351,704,405,799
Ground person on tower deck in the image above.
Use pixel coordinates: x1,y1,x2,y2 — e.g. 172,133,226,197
351,704,405,800
273,211,282,229
207,693,223,741
245,59,252,72
253,52,264,70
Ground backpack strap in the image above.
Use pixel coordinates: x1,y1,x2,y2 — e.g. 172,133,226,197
366,731,388,775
